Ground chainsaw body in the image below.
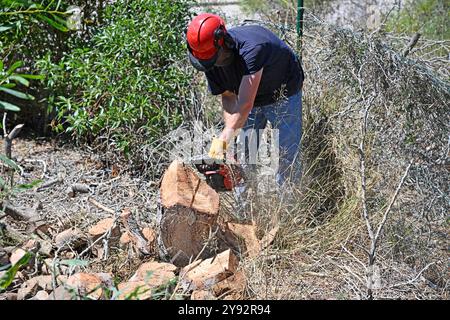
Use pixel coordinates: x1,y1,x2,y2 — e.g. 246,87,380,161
191,156,244,192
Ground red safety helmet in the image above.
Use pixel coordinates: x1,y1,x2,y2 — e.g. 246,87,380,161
186,13,227,71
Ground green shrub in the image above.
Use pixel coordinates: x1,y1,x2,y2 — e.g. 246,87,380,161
37,0,193,155
386,0,449,40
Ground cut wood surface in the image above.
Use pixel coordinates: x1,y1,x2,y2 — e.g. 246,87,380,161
260,225,279,250
212,271,246,298
180,249,239,291
160,160,219,214
31,290,49,300
191,289,216,300
116,261,177,300
58,272,113,300
158,160,220,267
88,218,120,241
9,248,27,266
129,261,177,285
142,227,156,243
227,222,261,258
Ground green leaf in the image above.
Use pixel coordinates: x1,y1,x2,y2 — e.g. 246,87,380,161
3,0,33,7
0,176,6,189
0,252,31,290
0,154,20,171
7,61,22,75
15,179,42,190
0,87,34,100
9,75,30,87
51,13,68,27
36,14,69,32
17,74,44,80
1,83,16,89
59,259,90,267
0,25,13,32
0,101,21,112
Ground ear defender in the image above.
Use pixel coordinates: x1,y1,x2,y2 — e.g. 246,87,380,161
213,24,226,49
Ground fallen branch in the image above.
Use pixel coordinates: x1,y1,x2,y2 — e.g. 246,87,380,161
387,262,436,289
0,201,38,222
88,197,115,214
0,223,28,243
36,176,63,192
66,184,90,197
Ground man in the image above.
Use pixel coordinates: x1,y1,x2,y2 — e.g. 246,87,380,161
186,13,304,200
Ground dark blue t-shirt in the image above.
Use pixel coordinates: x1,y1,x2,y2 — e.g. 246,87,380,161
205,25,304,107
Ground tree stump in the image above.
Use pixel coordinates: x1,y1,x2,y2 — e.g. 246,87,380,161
157,160,220,267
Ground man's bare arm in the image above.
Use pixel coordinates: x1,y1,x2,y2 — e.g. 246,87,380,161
219,68,263,143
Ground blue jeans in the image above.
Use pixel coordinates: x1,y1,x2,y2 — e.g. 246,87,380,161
234,91,302,207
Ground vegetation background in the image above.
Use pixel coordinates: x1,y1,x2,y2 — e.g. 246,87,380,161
0,0,448,300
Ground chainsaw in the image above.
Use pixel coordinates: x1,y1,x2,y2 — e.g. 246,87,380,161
189,155,244,192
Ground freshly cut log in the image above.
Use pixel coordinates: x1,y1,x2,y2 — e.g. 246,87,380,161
157,160,220,267
180,249,239,291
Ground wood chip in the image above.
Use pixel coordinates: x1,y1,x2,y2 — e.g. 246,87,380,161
227,222,261,258
88,218,115,236
116,281,153,300
62,273,112,300
54,227,87,249
17,275,53,300
119,231,132,245
30,290,49,300
180,249,239,291
47,285,73,300
66,183,90,197
129,261,177,287
212,271,246,298
9,248,27,266
88,218,119,241
142,227,156,243
17,279,39,300
191,289,216,300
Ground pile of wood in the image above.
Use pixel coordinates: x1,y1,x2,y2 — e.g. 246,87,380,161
154,160,279,299
1,160,277,300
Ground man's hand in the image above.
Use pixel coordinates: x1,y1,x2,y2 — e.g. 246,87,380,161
208,138,227,160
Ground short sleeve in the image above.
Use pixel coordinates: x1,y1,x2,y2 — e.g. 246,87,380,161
241,44,270,75
205,72,225,95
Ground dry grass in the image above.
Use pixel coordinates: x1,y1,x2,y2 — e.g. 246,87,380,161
230,12,449,300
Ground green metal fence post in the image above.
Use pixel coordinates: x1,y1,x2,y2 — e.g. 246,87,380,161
296,0,304,58
296,0,304,37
